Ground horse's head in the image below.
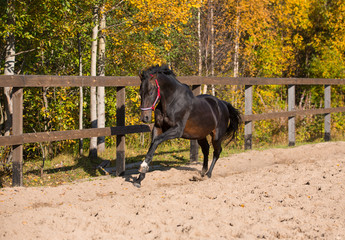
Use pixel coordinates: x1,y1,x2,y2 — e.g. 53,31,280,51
139,71,160,123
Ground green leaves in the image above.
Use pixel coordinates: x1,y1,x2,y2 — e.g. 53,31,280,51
2,0,345,159
309,46,345,79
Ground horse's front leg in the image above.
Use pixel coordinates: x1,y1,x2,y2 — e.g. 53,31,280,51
134,124,183,188
138,126,162,173
133,126,161,188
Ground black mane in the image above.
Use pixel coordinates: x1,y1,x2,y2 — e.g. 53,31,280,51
140,65,176,80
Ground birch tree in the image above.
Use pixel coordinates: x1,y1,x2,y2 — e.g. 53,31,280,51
210,0,215,95
78,32,84,156
97,5,106,153
4,0,15,137
198,6,202,77
233,1,240,78
89,4,99,158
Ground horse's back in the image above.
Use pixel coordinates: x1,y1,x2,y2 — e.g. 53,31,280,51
195,95,232,133
195,94,230,118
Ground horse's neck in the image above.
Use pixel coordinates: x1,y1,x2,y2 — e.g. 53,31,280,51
159,75,194,112
160,76,188,98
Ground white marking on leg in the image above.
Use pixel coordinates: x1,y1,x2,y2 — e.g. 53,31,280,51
141,161,148,168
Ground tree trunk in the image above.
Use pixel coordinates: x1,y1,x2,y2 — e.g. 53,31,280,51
4,0,16,184
199,7,208,94
205,2,209,79
198,7,202,77
210,0,215,96
97,7,106,153
89,5,99,158
4,1,15,137
42,86,50,157
234,4,240,78
78,32,83,156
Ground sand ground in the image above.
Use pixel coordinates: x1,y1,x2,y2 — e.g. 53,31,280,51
1,141,344,240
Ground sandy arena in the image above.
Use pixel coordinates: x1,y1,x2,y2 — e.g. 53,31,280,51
1,141,345,239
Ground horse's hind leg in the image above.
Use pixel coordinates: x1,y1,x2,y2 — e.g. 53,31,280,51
198,138,209,177
206,139,222,178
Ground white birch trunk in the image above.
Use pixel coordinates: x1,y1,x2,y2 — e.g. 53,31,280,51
97,7,106,153
205,0,209,79
78,32,83,155
198,7,202,77
4,2,15,137
234,6,240,78
210,0,215,96
89,5,98,158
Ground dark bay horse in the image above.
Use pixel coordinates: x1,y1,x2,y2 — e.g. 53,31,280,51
134,65,241,188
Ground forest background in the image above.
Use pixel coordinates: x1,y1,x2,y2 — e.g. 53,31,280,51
1,0,345,185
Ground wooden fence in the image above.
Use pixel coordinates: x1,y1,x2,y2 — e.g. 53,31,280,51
1,75,345,186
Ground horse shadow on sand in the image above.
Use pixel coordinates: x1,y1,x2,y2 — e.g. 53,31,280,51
117,149,203,185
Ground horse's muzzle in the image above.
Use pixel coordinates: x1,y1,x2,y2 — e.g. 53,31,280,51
140,111,152,123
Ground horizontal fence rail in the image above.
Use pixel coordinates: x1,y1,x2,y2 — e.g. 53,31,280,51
1,75,345,186
0,125,152,147
1,75,345,87
242,107,345,122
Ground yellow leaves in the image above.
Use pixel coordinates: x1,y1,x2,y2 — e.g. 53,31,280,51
104,2,113,12
164,40,172,51
107,0,201,71
126,0,198,32
292,34,304,48
274,0,311,31
136,42,163,65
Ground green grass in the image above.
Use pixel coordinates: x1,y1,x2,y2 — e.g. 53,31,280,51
0,139,198,188
1,135,344,188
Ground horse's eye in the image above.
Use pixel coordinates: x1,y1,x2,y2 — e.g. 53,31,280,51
150,86,156,94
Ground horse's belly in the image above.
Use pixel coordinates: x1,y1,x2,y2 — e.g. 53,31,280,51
181,96,219,139
182,116,216,139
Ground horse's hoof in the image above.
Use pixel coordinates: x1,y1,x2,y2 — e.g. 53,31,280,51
133,182,141,188
201,168,208,177
190,175,203,181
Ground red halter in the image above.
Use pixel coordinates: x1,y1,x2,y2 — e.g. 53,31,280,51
140,75,161,111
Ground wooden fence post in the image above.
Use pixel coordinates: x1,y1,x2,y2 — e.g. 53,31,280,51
324,85,331,141
244,85,252,150
116,86,125,176
12,87,23,186
288,85,296,146
190,85,201,162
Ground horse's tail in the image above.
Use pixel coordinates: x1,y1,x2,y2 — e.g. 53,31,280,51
223,101,242,143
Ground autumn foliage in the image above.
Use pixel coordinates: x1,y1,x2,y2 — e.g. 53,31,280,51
1,0,345,161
